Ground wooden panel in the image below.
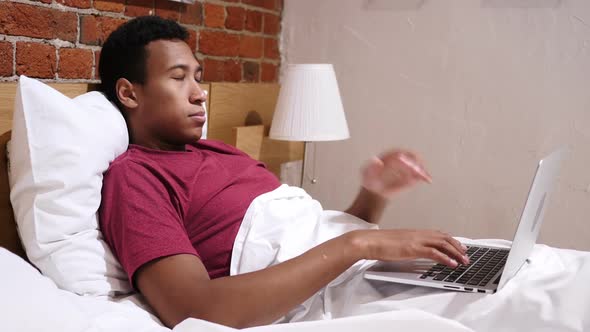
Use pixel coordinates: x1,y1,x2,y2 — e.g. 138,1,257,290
233,125,265,160
208,82,304,177
0,131,26,259
232,125,305,177
207,83,281,145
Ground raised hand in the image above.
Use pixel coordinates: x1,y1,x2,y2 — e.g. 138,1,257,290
361,150,432,199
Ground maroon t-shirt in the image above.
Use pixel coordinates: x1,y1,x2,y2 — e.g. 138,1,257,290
99,140,281,286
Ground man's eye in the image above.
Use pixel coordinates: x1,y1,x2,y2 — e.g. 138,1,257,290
195,76,202,83
173,76,185,81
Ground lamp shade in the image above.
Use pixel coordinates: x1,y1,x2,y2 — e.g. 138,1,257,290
269,64,350,142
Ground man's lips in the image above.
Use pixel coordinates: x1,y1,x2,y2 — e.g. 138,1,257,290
189,111,206,123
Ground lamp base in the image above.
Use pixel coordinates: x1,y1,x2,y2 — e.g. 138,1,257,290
301,141,318,188
279,160,303,187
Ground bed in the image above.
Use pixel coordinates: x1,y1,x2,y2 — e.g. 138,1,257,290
0,80,589,332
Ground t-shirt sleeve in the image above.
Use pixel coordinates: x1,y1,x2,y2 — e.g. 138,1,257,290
99,161,199,288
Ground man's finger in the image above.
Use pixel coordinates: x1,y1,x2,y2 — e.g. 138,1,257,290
448,236,468,254
406,152,433,182
432,239,469,265
398,154,432,183
420,247,458,267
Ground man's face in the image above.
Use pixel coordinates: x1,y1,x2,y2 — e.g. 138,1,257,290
131,39,206,148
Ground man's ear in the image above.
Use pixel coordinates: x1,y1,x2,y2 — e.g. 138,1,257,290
115,78,139,110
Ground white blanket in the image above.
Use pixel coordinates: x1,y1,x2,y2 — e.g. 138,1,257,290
226,184,590,331
3,184,589,332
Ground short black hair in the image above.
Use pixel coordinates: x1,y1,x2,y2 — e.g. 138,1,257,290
98,16,188,111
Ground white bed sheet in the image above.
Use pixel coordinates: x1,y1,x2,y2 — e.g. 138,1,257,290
3,184,589,331
0,246,471,332
0,246,165,332
175,310,473,332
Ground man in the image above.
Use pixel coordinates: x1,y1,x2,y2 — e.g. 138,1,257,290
98,16,469,329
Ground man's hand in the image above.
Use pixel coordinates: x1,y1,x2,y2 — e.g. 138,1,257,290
346,150,432,223
362,150,432,199
349,229,470,267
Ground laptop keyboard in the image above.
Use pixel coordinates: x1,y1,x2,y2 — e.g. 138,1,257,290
420,246,509,287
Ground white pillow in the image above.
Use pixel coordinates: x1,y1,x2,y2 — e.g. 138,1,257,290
8,75,132,296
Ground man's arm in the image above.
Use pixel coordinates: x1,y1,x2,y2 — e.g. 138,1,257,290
137,229,469,329
345,187,387,223
345,151,432,224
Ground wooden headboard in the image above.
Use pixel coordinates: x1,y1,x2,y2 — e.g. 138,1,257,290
0,81,303,260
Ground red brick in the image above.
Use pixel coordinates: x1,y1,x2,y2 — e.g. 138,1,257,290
187,29,197,53
242,61,259,82
260,62,277,82
94,50,101,79
203,58,223,82
0,3,77,42
199,30,240,56
80,15,127,46
125,0,154,17
0,42,13,76
16,42,56,79
245,10,262,32
155,0,180,20
224,59,241,82
276,0,283,11
203,58,242,82
263,13,280,35
239,35,263,58
56,0,91,9
224,0,239,2
80,15,98,45
180,2,202,25
204,3,225,28
225,6,245,31
58,48,93,79
242,0,276,11
94,0,125,12
264,37,279,60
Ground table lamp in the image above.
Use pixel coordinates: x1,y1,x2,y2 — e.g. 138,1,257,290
269,64,350,187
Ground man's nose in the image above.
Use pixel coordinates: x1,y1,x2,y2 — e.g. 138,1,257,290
190,85,207,105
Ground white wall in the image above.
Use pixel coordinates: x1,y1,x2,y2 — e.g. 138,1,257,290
282,0,590,250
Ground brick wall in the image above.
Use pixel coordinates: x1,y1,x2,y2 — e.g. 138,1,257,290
0,0,282,83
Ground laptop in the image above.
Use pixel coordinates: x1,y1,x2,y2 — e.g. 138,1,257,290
364,148,567,294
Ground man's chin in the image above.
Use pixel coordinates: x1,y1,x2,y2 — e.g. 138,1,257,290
192,128,202,141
